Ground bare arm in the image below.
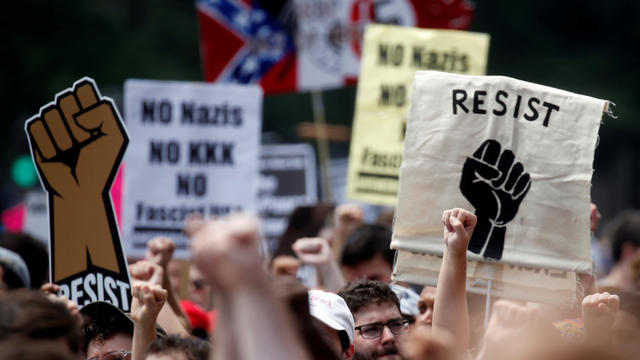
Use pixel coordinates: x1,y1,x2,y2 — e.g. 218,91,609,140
145,237,191,332
292,237,346,291
432,208,476,350
131,283,167,360
129,260,189,337
192,214,311,360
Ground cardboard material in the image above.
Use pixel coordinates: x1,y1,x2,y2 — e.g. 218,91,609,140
259,144,318,255
25,77,132,311
347,24,490,205
391,71,607,304
123,79,263,259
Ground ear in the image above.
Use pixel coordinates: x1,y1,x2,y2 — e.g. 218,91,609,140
343,344,355,360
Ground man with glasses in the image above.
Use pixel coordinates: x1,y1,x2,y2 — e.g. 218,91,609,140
338,279,408,360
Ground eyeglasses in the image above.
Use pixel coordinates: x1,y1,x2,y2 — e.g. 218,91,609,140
87,350,132,360
355,319,410,339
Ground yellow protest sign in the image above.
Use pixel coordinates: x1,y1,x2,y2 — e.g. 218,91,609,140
347,24,490,205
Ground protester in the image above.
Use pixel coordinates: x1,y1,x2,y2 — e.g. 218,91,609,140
293,237,346,291
82,259,172,360
0,340,77,360
131,281,168,360
144,237,193,334
0,289,82,357
332,204,365,258
340,224,395,283
81,301,135,359
599,211,640,291
415,286,436,327
338,279,408,359
190,213,311,360
0,232,48,289
146,334,210,360
308,289,356,359
0,245,31,291
273,276,343,360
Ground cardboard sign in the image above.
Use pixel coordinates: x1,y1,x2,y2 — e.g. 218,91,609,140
347,24,490,206
391,71,608,304
25,77,132,311
23,190,49,244
259,144,318,254
123,80,263,259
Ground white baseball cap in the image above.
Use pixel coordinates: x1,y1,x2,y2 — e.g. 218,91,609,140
308,289,355,345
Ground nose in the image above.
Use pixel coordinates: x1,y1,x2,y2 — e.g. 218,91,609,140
380,324,397,345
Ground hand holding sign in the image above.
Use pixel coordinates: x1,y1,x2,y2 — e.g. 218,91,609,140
25,78,129,292
460,139,531,260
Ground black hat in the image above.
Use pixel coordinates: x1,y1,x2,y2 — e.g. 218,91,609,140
80,301,166,338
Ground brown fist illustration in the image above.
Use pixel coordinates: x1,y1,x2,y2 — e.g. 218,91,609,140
26,78,129,281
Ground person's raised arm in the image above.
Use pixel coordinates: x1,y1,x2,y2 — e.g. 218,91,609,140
144,237,190,332
332,204,364,258
130,282,167,360
129,260,189,337
582,291,619,345
191,214,311,360
292,237,346,291
433,208,476,350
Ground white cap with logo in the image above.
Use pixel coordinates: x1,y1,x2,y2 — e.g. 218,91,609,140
308,289,355,345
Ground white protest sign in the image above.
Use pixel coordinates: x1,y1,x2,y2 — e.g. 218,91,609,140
259,144,318,254
123,80,262,259
23,190,49,244
392,71,607,304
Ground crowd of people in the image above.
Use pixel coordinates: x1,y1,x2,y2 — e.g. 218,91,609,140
1,202,639,359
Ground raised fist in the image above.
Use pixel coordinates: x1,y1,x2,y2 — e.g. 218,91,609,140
25,78,129,281
460,139,531,260
292,237,333,266
145,237,176,269
26,79,128,198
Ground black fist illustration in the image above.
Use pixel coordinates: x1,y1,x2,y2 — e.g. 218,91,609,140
460,140,531,260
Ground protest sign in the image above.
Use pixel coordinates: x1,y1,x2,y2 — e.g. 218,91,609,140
123,80,263,259
23,190,49,243
347,24,490,206
25,77,132,311
259,144,318,254
391,71,608,304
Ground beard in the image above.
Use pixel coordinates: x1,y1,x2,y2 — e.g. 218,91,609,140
353,345,402,360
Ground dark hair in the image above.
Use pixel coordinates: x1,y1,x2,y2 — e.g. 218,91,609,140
337,279,400,315
147,334,210,360
0,290,82,355
607,211,640,262
272,204,334,259
340,224,394,268
0,232,49,288
81,305,133,354
0,340,76,360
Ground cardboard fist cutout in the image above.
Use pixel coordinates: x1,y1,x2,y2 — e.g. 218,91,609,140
25,77,132,311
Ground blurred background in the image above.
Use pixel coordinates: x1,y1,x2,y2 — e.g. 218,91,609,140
2,0,639,234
